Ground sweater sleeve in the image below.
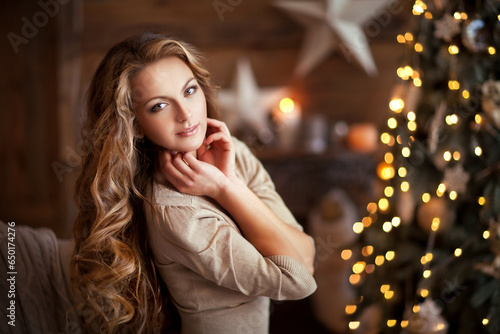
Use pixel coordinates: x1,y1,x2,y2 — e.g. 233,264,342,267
146,189,317,301
233,138,304,231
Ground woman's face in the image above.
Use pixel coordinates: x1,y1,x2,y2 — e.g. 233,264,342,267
132,56,207,154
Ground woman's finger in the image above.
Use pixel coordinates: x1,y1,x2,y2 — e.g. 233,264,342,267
204,131,231,147
206,118,231,136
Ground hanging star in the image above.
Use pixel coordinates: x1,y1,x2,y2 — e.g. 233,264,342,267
434,14,461,42
217,58,289,134
274,0,395,77
442,164,470,195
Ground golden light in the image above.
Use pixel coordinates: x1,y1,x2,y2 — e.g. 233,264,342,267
483,318,489,325
420,289,429,297
449,191,458,200
401,320,409,328
448,80,460,90
448,45,459,54
401,181,410,192
478,197,486,205
475,146,483,156
353,222,364,234
475,114,482,124
453,151,461,160
377,162,395,180
398,167,407,177
407,111,416,121
387,319,397,327
367,202,378,213
454,248,462,257
424,12,433,19
392,217,401,227
383,221,393,232
279,97,295,114
404,66,413,77
389,98,405,112
384,291,394,300
385,186,394,197
484,230,490,239
422,193,431,203
488,46,496,55
380,132,393,145
463,90,470,99
375,255,385,266
385,251,395,261
378,198,390,212
397,34,406,43
438,183,447,194
385,152,394,163
461,12,468,20
413,78,422,87
443,151,452,161
453,12,461,19
349,321,360,330
388,117,398,129
365,264,375,273
413,305,420,313
397,67,408,79
380,284,390,293
362,245,374,257
349,274,361,285
425,252,433,262
341,249,353,260
414,42,423,52
423,270,431,278
362,216,373,227
352,261,366,274
412,1,425,15
405,32,414,41
345,305,357,315
402,147,411,157
408,121,417,131
431,218,440,231
446,114,459,125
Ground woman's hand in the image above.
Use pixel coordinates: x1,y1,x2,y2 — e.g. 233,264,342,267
197,118,236,180
158,150,228,198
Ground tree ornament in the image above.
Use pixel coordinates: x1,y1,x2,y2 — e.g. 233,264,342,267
442,164,470,195
417,196,454,233
433,14,461,42
406,299,448,334
481,80,500,128
462,18,491,53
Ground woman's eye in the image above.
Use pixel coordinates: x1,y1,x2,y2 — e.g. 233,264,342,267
185,85,198,97
151,103,167,112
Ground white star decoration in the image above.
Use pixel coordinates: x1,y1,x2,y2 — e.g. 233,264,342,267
217,58,289,133
274,0,395,77
443,164,470,195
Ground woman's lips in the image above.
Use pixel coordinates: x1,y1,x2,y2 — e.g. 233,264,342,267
176,124,199,137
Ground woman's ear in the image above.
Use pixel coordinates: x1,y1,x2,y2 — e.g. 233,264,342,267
133,122,144,139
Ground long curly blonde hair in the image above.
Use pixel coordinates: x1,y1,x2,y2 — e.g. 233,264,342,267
70,32,219,333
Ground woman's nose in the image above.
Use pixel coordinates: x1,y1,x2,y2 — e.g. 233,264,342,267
176,102,192,123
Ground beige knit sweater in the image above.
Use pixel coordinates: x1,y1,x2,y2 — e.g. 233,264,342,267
145,138,317,334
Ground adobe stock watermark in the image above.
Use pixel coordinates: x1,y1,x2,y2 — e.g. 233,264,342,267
7,0,71,54
213,0,243,22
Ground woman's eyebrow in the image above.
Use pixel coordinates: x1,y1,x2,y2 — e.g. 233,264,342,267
141,77,196,107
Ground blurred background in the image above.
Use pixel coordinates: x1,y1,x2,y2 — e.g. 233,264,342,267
0,1,412,332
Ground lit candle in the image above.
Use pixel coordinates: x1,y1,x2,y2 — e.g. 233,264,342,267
273,97,302,150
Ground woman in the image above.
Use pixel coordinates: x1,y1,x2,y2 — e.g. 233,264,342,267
71,31,316,333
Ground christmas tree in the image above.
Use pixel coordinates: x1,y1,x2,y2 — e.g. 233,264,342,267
348,1,500,333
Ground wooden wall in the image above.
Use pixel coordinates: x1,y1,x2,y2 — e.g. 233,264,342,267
0,0,411,236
